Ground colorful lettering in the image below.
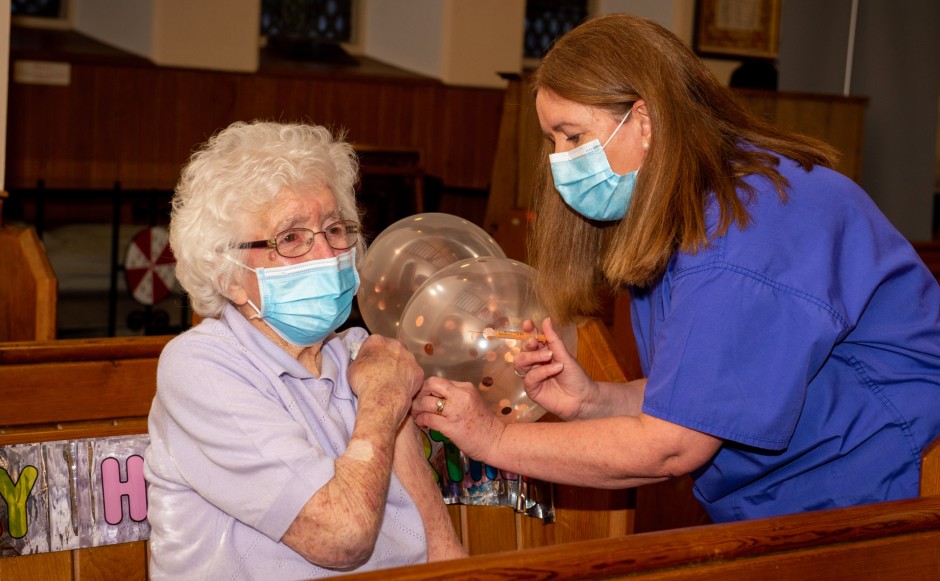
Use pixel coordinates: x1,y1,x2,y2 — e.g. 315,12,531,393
429,430,464,483
420,429,441,483
101,455,148,525
0,465,39,539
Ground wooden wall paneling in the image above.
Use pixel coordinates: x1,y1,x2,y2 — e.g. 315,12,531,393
484,74,527,260
115,66,157,190
379,83,417,147
534,488,634,549
232,72,280,123
171,70,241,180
7,44,504,196
516,76,542,211
732,89,867,182
85,65,122,188
5,81,60,188
146,67,184,190
435,86,504,191
346,77,392,143
55,64,100,188
41,81,72,188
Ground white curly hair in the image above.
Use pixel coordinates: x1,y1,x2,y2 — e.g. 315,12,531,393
170,120,363,318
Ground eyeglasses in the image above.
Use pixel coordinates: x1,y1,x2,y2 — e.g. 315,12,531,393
237,220,361,258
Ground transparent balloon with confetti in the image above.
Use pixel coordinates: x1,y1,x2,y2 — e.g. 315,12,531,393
357,213,506,339
398,257,577,424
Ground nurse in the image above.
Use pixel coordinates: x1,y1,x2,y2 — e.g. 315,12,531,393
412,14,940,522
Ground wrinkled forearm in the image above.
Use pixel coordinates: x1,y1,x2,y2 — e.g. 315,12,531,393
282,390,405,570
393,421,467,562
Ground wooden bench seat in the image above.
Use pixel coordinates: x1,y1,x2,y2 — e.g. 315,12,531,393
341,493,940,580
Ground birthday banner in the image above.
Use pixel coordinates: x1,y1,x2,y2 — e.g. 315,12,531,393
0,435,150,557
1,430,553,557
425,430,554,522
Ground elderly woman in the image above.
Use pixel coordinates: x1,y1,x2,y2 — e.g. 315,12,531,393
144,120,465,579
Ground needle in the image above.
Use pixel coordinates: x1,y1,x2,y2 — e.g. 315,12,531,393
475,327,547,342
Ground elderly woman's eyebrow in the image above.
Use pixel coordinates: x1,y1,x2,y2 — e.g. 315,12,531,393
320,210,344,225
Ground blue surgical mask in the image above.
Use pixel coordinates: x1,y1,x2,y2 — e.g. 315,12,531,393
242,249,360,346
549,109,638,221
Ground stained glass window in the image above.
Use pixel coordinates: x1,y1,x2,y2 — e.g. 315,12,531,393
523,0,589,59
261,0,353,43
12,0,63,18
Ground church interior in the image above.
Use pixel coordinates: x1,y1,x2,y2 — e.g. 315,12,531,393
1,0,940,578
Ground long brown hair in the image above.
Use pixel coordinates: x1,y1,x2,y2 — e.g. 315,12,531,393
527,14,837,322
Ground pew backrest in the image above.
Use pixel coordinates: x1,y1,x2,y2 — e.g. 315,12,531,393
341,494,940,580
0,335,169,443
0,335,168,579
0,226,57,342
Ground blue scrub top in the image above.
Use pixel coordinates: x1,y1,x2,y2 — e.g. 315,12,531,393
630,154,940,522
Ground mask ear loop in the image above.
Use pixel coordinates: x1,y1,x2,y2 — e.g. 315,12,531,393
222,253,264,319
245,299,263,320
602,108,632,149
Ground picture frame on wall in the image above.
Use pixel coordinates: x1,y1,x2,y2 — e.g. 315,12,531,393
694,0,781,59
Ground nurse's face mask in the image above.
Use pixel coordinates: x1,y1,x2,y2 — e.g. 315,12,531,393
549,107,637,221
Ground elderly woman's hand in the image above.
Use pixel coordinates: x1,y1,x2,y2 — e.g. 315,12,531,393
348,335,424,421
512,317,599,421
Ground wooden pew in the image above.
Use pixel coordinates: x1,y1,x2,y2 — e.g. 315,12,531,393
0,335,169,443
0,335,167,581
341,494,940,580
342,437,940,580
0,224,57,342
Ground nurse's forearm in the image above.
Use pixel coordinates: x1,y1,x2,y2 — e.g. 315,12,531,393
479,413,715,489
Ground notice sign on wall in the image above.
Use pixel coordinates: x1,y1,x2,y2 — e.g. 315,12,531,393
0,435,150,556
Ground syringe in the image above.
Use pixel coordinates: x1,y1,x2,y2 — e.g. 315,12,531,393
477,327,547,343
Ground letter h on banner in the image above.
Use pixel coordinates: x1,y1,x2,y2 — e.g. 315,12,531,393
101,455,147,525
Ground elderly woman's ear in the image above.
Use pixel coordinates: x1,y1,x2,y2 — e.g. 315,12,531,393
226,279,249,307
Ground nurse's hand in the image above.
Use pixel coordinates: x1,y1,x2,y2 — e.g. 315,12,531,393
412,377,505,463
513,317,599,421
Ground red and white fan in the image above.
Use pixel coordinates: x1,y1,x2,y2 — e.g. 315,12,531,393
124,226,176,305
